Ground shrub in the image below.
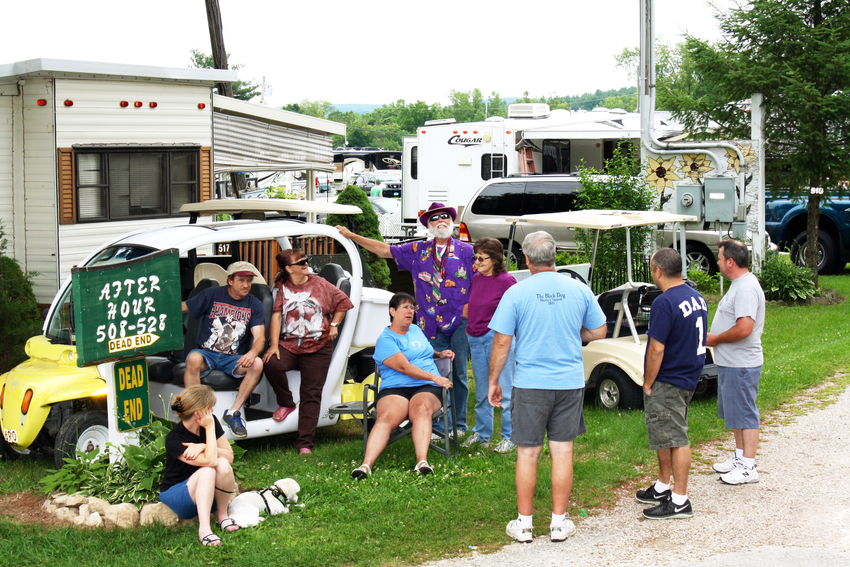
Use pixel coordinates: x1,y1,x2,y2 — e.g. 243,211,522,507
0,221,42,374
575,143,656,286
325,185,391,289
758,250,816,302
686,270,721,295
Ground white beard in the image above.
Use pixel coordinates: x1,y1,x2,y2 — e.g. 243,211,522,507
428,221,453,240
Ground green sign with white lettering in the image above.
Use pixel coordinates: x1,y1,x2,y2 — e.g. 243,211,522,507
72,249,184,367
113,358,150,431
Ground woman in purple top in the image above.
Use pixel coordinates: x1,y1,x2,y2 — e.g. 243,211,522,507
462,238,518,453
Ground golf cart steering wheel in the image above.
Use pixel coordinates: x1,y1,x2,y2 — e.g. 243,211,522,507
557,268,588,285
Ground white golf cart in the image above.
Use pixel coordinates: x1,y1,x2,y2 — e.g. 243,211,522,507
0,199,392,466
505,209,719,410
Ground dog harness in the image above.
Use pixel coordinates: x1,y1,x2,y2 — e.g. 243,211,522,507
258,487,289,514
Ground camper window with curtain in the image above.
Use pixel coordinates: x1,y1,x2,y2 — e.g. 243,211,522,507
75,148,199,221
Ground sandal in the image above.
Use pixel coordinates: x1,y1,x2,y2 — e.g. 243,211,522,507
351,464,372,480
414,460,433,476
200,533,222,547
273,406,296,422
219,518,240,533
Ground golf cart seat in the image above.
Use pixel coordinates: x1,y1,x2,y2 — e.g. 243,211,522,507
596,284,661,338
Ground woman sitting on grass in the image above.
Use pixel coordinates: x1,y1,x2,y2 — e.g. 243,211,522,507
352,292,454,479
159,385,239,547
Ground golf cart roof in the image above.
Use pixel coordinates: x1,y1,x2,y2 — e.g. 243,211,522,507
180,199,362,216
505,210,698,230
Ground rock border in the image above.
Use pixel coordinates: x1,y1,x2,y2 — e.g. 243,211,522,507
43,492,194,529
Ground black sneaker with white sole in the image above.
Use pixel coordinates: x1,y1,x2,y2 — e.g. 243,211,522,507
635,484,671,504
643,498,693,520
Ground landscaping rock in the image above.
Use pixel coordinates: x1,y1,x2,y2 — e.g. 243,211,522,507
64,494,86,507
86,496,110,515
104,503,139,529
84,512,103,528
54,507,76,523
140,502,180,527
78,504,90,518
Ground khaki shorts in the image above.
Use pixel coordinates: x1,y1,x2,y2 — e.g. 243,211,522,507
644,381,694,451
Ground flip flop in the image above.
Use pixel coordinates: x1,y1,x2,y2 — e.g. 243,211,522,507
219,518,240,533
200,533,222,547
273,406,296,422
351,464,372,480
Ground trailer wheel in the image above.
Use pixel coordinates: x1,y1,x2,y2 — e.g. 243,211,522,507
54,410,109,469
595,368,643,410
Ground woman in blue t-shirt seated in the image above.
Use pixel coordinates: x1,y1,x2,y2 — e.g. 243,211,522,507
351,292,454,479
159,385,238,547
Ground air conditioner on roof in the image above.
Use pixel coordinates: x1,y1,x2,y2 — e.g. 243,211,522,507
507,103,550,119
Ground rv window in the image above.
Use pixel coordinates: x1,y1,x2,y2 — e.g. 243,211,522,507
522,181,581,215
76,148,199,222
470,181,525,216
411,146,418,180
481,154,507,181
542,140,570,174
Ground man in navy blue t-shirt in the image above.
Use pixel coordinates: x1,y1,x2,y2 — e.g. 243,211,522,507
636,248,708,520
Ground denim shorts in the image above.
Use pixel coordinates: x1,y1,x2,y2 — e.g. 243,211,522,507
644,381,694,451
159,477,217,519
717,366,762,429
510,388,586,446
190,349,242,378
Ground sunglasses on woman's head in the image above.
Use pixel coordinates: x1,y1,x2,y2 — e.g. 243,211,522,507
429,213,450,223
290,258,310,267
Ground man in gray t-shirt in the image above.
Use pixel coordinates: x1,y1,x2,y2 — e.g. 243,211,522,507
707,240,765,485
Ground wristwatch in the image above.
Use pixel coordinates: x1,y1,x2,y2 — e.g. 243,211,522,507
330,322,339,327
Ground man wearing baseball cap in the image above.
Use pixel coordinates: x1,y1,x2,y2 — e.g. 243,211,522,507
181,261,266,438
337,203,475,436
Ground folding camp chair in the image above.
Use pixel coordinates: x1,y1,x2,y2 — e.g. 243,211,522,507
328,357,459,458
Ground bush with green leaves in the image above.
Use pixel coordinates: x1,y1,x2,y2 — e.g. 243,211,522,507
555,250,590,266
758,250,816,302
686,270,721,295
325,185,391,288
575,143,656,286
40,416,246,507
0,220,42,374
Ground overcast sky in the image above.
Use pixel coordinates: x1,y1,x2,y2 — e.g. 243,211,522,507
2,0,736,108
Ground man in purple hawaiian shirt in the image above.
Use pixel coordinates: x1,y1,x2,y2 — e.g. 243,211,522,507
337,203,475,434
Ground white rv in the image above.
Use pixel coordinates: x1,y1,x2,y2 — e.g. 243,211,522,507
401,104,681,223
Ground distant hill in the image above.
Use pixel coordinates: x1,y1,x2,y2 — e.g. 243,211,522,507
332,103,382,114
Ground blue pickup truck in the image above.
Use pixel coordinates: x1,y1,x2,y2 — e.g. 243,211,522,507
765,190,850,274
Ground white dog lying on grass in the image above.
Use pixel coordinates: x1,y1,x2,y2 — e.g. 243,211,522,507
228,478,301,528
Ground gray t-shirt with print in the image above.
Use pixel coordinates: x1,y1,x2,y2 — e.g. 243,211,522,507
710,272,765,367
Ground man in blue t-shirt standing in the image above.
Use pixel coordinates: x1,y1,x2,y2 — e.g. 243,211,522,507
636,248,708,520
487,231,607,543
182,261,266,438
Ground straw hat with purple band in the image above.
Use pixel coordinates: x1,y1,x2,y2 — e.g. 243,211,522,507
226,261,261,278
419,202,458,227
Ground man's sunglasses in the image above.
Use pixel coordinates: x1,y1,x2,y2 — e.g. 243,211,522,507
289,258,310,267
429,213,451,223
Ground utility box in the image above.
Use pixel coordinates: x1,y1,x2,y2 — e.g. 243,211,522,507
675,184,704,219
704,177,737,223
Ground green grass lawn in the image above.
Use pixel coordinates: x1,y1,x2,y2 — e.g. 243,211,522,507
2,274,849,567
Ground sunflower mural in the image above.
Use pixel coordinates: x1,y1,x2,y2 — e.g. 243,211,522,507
726,144,758,174
644,156,682,194
677,154,715,184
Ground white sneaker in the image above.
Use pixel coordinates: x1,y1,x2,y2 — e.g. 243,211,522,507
506,519,533,543
712,454,742,473
549,520,576,542
720,465,759,485
461,432,488,448
493,438,517,453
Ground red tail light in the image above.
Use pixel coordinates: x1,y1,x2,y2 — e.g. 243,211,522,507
21,389,34,415
0,384,5,409
458,222,471,243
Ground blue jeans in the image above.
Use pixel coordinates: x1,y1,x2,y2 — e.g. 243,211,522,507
429,318,469,433
468,329,515,442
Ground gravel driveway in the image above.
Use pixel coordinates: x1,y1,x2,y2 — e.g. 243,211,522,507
421,373,850,567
